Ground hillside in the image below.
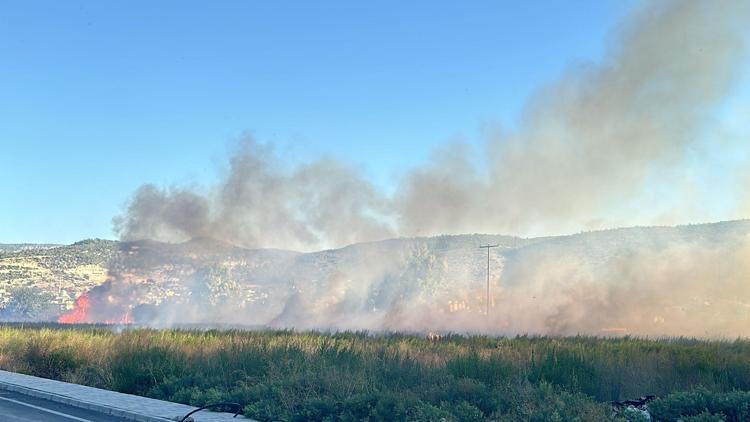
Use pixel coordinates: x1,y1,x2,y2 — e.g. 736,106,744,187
2,221,749,336
0,239,117,312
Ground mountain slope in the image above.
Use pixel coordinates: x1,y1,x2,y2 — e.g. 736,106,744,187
2,221,749,336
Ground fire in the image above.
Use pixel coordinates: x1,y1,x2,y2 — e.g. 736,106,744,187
57,292,134,325
58,293,91,324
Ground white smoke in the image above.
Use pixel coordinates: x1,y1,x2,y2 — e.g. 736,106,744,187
115,0,749,250
103,0,750,336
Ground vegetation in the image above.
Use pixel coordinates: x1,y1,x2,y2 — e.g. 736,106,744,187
0,287,58,321
0,324,749,421
0,239,116,313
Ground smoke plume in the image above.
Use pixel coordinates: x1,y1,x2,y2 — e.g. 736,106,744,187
114,143,395,251
93,0,750,336
398,0,749,236
115,0,749,249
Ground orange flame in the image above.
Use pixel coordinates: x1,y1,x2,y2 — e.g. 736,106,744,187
58,293,91,324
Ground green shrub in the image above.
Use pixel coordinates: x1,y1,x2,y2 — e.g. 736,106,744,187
409,401,454,421
368,391,411,421
244,399,288,421
445,352,513,385
452,400,485,422
489,381,615,421
650,389,750,422
109,344,187,394
682,410,727,421
20,337,81,379
1,325,750,422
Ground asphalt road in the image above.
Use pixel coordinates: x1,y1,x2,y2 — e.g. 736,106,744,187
0,390,133,422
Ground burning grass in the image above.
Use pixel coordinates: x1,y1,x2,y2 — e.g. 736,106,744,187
0,324,749,421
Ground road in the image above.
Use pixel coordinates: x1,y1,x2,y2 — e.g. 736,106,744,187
0,390,134,422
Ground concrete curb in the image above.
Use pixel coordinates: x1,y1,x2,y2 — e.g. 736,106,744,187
0,370,249,422
0,380,172,422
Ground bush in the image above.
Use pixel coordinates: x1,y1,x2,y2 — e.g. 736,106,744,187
682,410,727,421
497,382,612,422
109,343,187,394
20,337,81,379
409,401,454,421
452,400,485,422
649,389,750,422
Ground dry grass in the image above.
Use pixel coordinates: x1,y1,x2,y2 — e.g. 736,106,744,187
1,323,749,421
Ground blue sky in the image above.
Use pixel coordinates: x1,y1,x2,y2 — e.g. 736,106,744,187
2,0,650,244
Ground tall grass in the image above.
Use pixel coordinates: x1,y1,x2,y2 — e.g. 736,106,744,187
1,324,749,421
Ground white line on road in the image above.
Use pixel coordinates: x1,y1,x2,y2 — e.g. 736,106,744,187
0,396,96,422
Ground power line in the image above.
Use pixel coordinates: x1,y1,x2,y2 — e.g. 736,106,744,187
479,244,499,316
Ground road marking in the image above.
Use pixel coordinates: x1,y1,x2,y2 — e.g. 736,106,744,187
0,396,96,422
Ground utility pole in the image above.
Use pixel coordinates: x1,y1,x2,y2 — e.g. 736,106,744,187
479,244,499,316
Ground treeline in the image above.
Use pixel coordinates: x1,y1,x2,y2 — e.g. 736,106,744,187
0,324,749,421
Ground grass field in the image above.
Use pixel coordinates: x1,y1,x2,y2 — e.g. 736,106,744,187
0,324,749,421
